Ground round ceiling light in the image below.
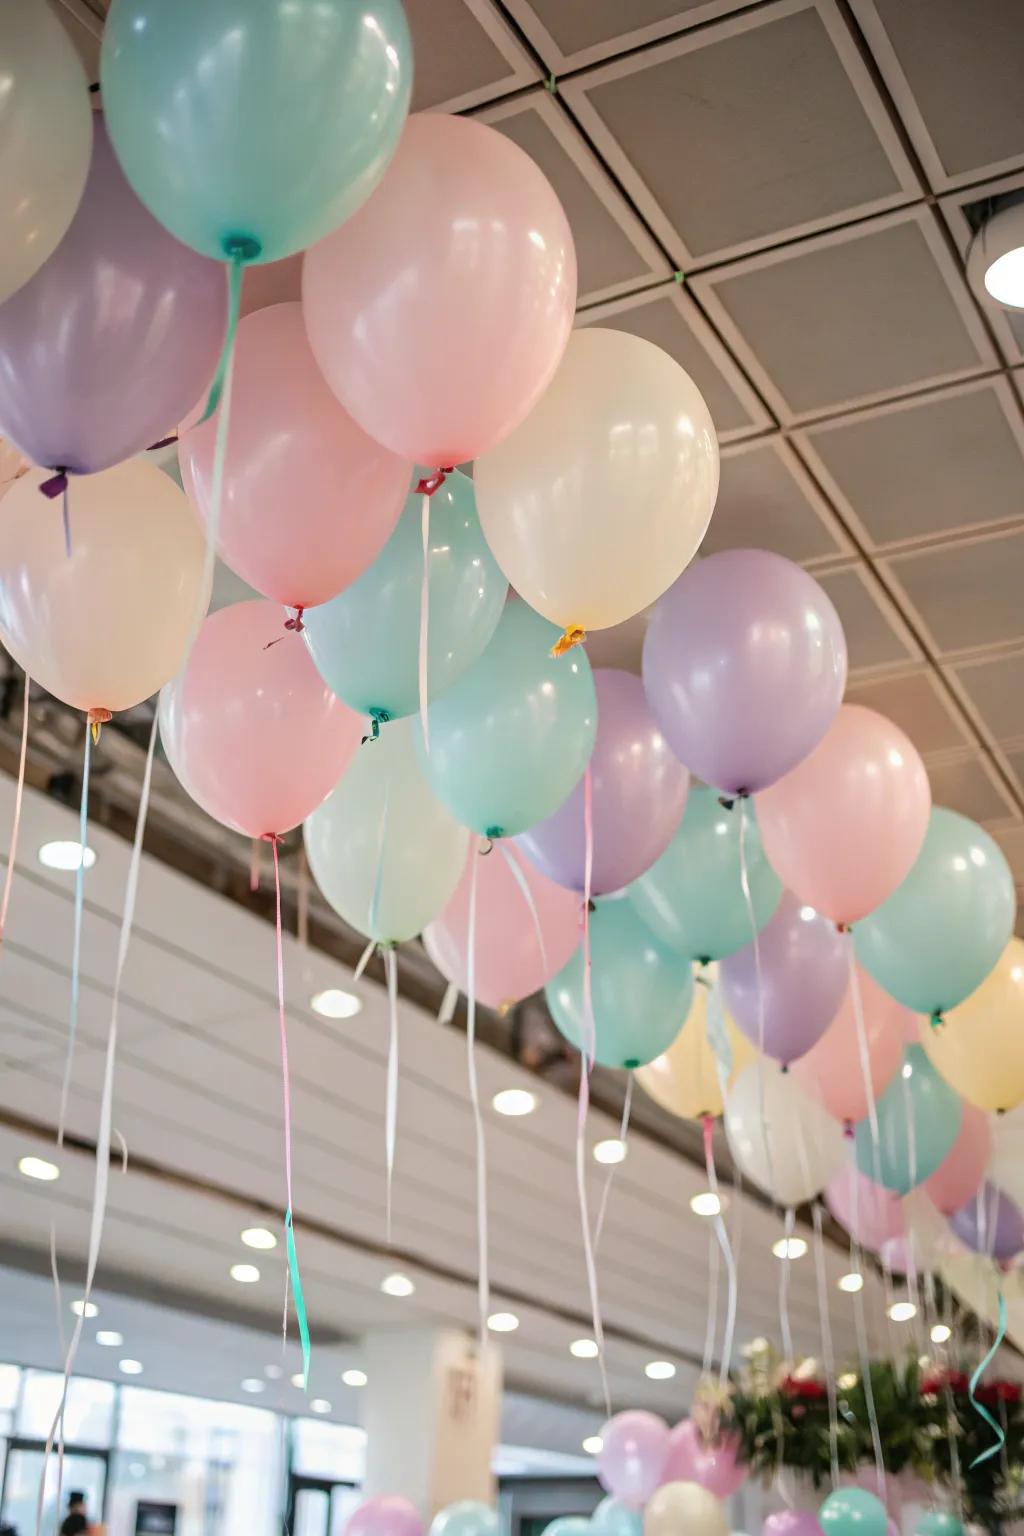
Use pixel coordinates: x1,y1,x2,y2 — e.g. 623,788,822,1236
967,195,1024,310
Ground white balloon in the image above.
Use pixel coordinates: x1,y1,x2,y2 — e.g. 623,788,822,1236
304,717,469,945
990,1106,1024,1210
645,1483,729,1536
724,1060,845,1205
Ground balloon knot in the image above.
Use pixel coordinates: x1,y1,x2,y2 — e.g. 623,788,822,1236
87,707,111,744
843,1120,854,1139
497,998,514,1017
222,234,262,263
415,467,454,497
550,624,586,658
261,832,281,846
836,921,851,934
929,1008,945,1029
39,468,68,499
361,709,390,745
484,826,504,842
717,794,736,811
284,606,305,633
147,434,178,452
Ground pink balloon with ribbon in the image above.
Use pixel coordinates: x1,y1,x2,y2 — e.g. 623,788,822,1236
825,1161,904,1253
347,1499,423,1536
597,1411,670,1507
661,1419,746,1499
924,1102,991,1215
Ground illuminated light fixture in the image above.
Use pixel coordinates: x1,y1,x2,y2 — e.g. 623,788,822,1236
96,1331,123,1347
772,1237,808,1260
70,1299,98,1318
888,1300,917,1323
487,1312,519,1333
380,1272,415,1297
570,1338,599,1359
229,1263,260,1284
39,840,96,872
690,1191,721,1217
265,1364,283,1380
310,988,362,1020
310,1398,332,1414
240,1378,265,1394
837,1372,858,1391
930,1323,952,1345
342,1369,368,1387
290,1373,305,1388
593,1138,627,1165
837,1273,864,1294
967,195,1024,310
241,1226,277,1250
645,1360,676,1381
491,1088,537,1117
18,1155,59,1181
583,1436,603,1455
119,1359,143,1375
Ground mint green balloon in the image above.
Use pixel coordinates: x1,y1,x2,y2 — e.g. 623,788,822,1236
854,1044,962,1195
419,600,597,839
303,470,507,722
101,0,411,263
627,788,781,961
915,1516,963,1536
430,1505,499,1536
855,807,1015,1015
546,902,694,1069
820,1489,887,1536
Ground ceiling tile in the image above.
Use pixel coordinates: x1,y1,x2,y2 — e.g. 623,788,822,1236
478,93,669,306
998,825,1024,884
703,438,847,563
925,754,1017,825
577,284,771,441
816,565,919,673
844,671,971,758
502,0,750,71
950,652,1024,743
562,0,916,264
797,379,1024,549
405,0,538,112
849,0,1024,188
884,528,1024,656
1003,748,1024,799
939,175,1024,366
693,211,996,421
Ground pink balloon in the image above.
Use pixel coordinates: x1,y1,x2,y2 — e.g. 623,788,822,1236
159,600,361,838
661,1419,745,1499
303,113,577,464
924,1102,991,1215
757,705,931,925
826,1161,904,1252
347,1498,423,1536
879,1234,914,1276
792,961,908,1125
180,303,409,610
598,1411,670,1507
764,1514,823,1536
423,843,581,1010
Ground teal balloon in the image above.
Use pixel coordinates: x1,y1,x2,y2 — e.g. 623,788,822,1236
591,1500,642,1536
430,1505,499,1536
914,1516,963,1536
855,1043,962,1194
546,902,694,1069
820,1490,887,1536
101,0,411,262
628,788,781,961
542,1522,591,1536
419,599,597,839
855,807,1015,1015
304,470,507,722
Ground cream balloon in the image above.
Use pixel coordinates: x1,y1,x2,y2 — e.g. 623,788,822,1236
304,718,469,945
724,1060,846,1204
474,329,719,639
645,1483,729,1536
0,463,208,714
635,981,754,1121
920,936,1024,1112
1,1,92,305
989,1102,1024,1211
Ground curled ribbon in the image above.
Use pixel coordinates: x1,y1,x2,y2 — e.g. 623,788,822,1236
969,1285,1008,1467
550,624,586,658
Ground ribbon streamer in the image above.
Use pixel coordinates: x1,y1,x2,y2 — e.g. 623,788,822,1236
779,1206,796,1364
594,1075,633,1252
812,1203,841,1487
702,1114,738,1386
847,940,883,1191
499,843,549,982
737,800,773,1193
198,246,250,424
0,671,30,944
701,1194,721,1380
419,491,431,756
969,1286,1008,1467
57,721,93,1145
466,843,490,1344
384,946,399,1245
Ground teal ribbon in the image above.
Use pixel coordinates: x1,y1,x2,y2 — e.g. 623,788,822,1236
969,1285,1008,1467
286,1207,311,1390
198,241,254,424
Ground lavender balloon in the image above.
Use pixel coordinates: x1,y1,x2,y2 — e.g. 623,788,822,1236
642,549,847,795
950,1181,1024,1262
721,891,847,1063
516,669,689,894
0,116,226,477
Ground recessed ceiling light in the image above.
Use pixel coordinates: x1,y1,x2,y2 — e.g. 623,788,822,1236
18,1155,59,1181
837,1372,858,1391
310,988,362,1020
570,1338,599,1359
310,1398,332,1414
241,1226,277,1250
119,1359,143,1375
837,1273,864,1293
593,1139,627,1165
264,1364,283,1380
491,1088,537,1117
773,1237,808,1260
380,1272,415,1297
690,1191,721,1217
582,1436,603,1455
799,906,817,922
487,1312,519,1333
968,196,1024,310
342,1369,368,1387
645,1360,676,1381
241,1378,265,1394
290,1373,305,1388
229,1263,260,1284
96,1331,123,1347
930,1323,952,1344
39,840,96,872
70,1299,98,1318
888,1301,917,1323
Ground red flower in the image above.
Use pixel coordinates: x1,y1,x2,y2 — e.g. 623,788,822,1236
921,1370,969,1397
977,1381,1021,1406
781,1376,827,1400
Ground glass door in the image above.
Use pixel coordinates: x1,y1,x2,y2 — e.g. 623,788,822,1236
1,1445,108,1536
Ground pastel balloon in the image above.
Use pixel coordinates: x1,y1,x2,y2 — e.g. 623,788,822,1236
0,0,91,306
660,1420,745,1499
949,1181,1024,1262
592,1499,643,1536
634,981,754,1121
546,903,694,1070
429,1504,498,1536
304,113,576,464
305,718,468,946
628,790,781,962
424,841,580,1009
854,1044,962,1194
914,1517,963,1536
102,0,411,264
724,1060,846,1205
721,892,848,1064
879,1235,914,1277
347,1498,422,1536
645,1483,728,1536
599,1411,670,1507
303,468,506,720
476,329,718,635
0,118,226,478
418,600,596,839
792,962,908,1125
921,937,1024,1112
923,1103,991,1215
757,705,931,926
764,1514,823,1536
825,1163,904,1252
516,670,689,895
160,601,360,837
542,1523,590,1536
855,808,1016,1016
643,550,846,796
819,1490,887,1536
0,463,206,715
989,1103,1024,1211
180,304,408,609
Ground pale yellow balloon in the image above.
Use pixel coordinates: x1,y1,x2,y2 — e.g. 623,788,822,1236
645,1483,729,1536
635,984,754,1120
0,463,209,714
1,1,93,305
474,328,719,636
920,936,1024,1112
